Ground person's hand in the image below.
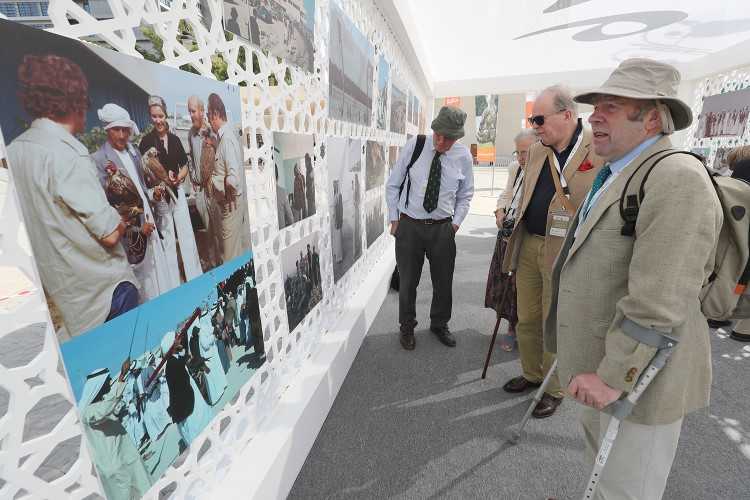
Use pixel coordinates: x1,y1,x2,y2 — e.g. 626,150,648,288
390,220,399,236
141,222,155,237
224,182,238,211
568,373,623,410
495,210,504,229
105,160,117,176
168,170,179,187
452,224,459,233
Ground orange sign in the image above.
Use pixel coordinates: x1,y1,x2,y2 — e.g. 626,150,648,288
444,96,462,107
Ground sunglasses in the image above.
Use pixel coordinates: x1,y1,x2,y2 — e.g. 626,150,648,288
527,109,567,127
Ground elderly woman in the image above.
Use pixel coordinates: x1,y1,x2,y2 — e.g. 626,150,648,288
724,145,750,342
484,129,537,351
138,95,202,284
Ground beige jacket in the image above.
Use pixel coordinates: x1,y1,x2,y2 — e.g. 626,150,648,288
503,125,604,272
545,136,723,425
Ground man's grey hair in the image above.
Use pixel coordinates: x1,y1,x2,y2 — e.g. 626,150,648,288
514,129,537,143
542,84,578,115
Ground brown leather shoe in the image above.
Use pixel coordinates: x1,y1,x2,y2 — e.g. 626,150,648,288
400,332,415,350
502,376,541,393
532,393,563,419
430,325,456,347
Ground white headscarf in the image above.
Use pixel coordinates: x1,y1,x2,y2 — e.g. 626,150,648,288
98,103,140,135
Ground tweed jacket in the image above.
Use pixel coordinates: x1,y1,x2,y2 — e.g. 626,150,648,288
544,136,723,425
503,125,604,273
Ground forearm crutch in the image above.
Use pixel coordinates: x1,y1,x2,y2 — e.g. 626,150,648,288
581,324,679,500
481,271,513,379
507,358,558,444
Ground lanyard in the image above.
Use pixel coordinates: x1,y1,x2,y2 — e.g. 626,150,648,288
549,130,584,195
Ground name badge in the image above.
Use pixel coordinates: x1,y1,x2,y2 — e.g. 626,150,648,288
548,209,572,238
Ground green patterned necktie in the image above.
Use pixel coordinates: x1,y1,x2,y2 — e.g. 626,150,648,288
423,151,442,213
583,163,612,218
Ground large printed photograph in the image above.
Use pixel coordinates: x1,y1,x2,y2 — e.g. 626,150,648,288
365,197,385,248
475,94,499,163
365,140,386,191
223,0,316,73
62,251,264,500
327,137,363,282
376,54,390,130
0,20,261,499
273,132,316,229
0,20,252,341
694,87,750,139
328,0,374,126
281,231,323,332
390,84,407,134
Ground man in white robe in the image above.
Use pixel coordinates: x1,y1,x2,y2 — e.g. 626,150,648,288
79,368,152,500
137,352,172,441
196,311,228,405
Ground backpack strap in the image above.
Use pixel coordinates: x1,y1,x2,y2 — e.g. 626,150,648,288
619,149,709,237
398,134,426,208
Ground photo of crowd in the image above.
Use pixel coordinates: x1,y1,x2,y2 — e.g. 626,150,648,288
329,0,374,126
694,87,750,138
0,20,252,341
223,0,315,73
273,132,316,229
390,84,407,134
376,54,390,130
60,251,264,500
365,197,385,248
281,232,323,332
365,140,386,191
328,137,363,282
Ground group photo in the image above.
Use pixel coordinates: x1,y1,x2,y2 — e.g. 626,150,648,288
281,231,323,332
390,83,407,134
694,87,750,138
60,251,264,500
273,132,316,229
0,20,252,340
376,54,390,130
365,140,386,191
327,137,363,282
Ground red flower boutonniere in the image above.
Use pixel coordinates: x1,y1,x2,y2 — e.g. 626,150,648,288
578,159,594,172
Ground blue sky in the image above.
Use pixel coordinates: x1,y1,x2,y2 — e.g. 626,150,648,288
61,251,253,402
304,0,315,30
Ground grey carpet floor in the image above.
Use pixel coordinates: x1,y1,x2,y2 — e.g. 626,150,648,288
289,214,750,500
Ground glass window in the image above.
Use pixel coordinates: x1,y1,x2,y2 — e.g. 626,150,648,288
0,3,19,16
39,1,47,16
18,2,41,16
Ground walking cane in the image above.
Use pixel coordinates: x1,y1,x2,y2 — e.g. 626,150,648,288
506,358,558,444
581,329,679,500
481,271,513,379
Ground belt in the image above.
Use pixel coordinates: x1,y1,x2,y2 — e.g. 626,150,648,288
400,214,452,225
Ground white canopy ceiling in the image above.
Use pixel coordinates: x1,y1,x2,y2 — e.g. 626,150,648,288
393,0,750,96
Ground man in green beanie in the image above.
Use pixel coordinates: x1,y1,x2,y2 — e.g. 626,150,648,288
385,106,474,350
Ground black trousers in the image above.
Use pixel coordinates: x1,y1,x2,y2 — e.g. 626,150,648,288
395,217,457,329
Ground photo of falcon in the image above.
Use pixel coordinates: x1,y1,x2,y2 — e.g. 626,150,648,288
104,164,144,222
142,146,177,202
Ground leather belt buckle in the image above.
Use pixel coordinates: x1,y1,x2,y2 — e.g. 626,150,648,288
424,219,435,225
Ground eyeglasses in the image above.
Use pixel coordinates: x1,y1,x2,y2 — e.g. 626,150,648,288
512,150,529,158
527,109,567,127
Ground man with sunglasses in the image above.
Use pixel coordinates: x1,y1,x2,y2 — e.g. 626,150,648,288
501,85,603,418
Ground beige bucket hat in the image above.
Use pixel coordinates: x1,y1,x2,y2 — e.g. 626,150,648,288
574,58,692,131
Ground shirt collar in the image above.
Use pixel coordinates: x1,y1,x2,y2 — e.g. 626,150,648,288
33,118,89,155
608,134,663,174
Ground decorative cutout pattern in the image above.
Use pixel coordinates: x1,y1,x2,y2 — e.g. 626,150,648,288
0,0,430,498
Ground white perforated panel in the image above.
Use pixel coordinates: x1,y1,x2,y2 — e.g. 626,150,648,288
0,0,431,498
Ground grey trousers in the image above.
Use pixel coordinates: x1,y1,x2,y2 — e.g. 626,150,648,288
395,217,456,329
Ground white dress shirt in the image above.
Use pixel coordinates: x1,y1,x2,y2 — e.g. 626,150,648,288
386,135,474,225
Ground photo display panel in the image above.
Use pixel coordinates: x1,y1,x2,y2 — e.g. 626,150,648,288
327,137,363,282
0,19,264,499
281,231,323,332
376,54,390,130
390,83,407,134
272,132,316,230
223,0,316,73
328,0,375,126
694,87,750,139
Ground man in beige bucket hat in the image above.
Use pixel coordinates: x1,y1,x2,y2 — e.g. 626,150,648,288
544,58,722,499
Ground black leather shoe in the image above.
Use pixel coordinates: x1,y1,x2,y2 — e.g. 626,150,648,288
532,393,563,419
502,376,541,393
708,319,732,329
400,331,415,350
430,325,456,347
730,330,750,342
